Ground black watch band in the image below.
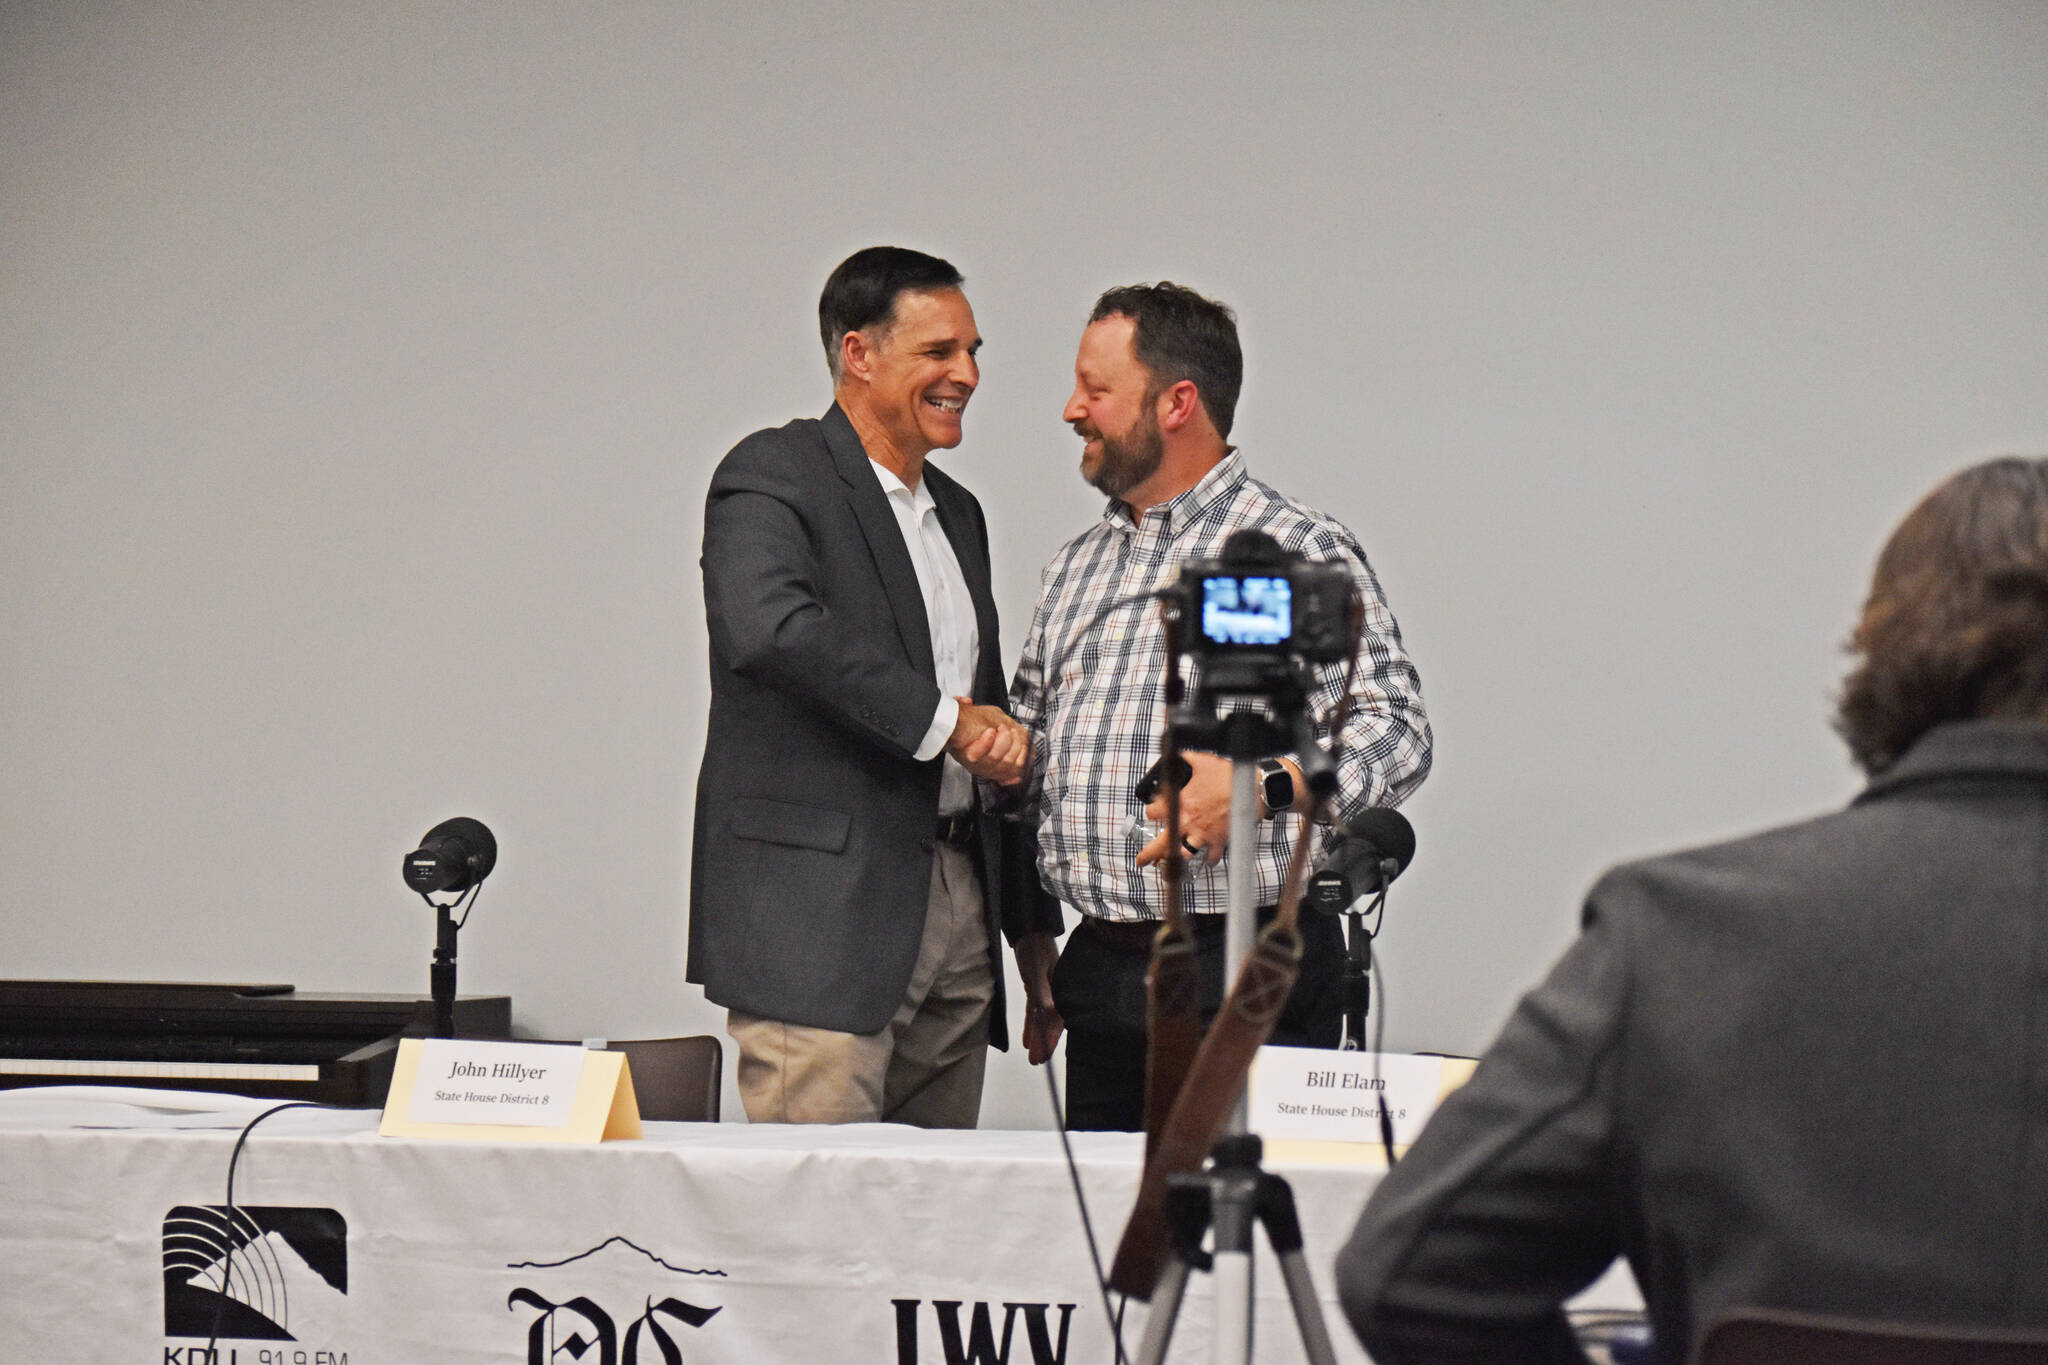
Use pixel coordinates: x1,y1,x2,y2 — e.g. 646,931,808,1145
1258,758,1295,816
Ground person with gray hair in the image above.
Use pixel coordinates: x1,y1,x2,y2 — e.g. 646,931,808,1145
1337,456,2048,1362
689,246,1048,1127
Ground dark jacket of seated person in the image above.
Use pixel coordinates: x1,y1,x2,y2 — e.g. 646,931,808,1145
1338,455,2048,1365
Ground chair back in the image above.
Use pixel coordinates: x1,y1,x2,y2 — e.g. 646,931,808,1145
1699,1309,2048,1365
604,1036,722,1122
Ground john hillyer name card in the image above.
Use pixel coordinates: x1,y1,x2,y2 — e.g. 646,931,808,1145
379,1039,642,1143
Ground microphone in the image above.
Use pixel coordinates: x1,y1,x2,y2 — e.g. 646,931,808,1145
402,817,498,895
1134,754,1194,804
1308,808,1416,913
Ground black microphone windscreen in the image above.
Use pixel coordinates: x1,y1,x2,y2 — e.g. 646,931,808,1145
1218,528,1284,563
403,817,498,894
1343,808,1416,877
426,817,497,881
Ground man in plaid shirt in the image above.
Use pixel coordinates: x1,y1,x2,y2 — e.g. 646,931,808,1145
1006,282,1433,1131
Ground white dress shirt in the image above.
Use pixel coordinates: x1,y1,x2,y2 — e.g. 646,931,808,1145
870,459,979,816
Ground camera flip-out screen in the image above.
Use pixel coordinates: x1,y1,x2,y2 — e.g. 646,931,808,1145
1201,574,1292,647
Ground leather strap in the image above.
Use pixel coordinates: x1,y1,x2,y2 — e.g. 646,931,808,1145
1141,927,1200,1160
1111,920,1303,1296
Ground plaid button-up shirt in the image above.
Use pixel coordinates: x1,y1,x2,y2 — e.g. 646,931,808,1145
1008,450,1432,923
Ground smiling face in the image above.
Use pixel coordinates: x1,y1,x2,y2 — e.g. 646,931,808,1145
1064,314,1165,499
850,287,982,464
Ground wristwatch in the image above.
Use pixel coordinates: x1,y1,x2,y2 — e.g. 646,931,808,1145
1257,758,1295,817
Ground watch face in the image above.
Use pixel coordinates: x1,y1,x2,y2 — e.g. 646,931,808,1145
1262,763,1292,812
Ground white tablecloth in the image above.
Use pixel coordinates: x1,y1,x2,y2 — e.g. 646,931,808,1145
1,1085,1414,1364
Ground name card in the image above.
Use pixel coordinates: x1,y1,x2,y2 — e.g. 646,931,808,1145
1248,1046,1476,1150
379,1039,642,1143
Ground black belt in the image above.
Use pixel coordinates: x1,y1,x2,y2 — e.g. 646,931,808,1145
1079,909,1279,956
1079,917,1165,954
934,811,977,848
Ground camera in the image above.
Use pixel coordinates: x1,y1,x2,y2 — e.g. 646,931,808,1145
1169,531,1352,687
1161,530,1356,772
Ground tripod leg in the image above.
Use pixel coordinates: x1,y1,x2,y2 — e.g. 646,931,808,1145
1245,1178,1343,1365
1212,1246,1253,1365
1254,1170,1340,1365
1133,1257,1191,1365
1207,1152,1262,1365
1273,1248,1340,1365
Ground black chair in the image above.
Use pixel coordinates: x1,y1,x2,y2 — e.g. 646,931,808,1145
534,1036,724,1123
1698,1309,2048,1365
603,1037,723,1123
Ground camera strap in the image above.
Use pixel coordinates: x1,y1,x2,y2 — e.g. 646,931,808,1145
1109,593,1369,1300
1111,915,1303,1297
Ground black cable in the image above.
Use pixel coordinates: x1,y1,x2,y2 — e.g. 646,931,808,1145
203,1100,330,1356
1367,913,1396,1166
1041,1054,1131,1365
1004,591,1161,1365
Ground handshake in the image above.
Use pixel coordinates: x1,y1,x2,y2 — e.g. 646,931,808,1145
944,697,1031,787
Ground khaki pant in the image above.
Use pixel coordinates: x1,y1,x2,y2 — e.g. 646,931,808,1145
729,843,992,1127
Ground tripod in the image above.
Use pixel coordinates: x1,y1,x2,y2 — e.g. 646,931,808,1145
1133,1131,1341,1365
1131,749,1340,1365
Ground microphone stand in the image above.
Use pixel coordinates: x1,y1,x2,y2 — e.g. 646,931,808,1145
431,903,458,1040
417,884,480,1041
1338,883,1388,1052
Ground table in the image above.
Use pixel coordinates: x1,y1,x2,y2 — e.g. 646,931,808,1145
0,1085,1397,1364
0,1086,1641,1363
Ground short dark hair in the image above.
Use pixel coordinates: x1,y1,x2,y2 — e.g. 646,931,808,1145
1089,282,1243,439
1836,455,2048,773
819,246,964,381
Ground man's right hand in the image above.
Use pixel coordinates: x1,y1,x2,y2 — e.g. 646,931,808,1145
946,699,1030,786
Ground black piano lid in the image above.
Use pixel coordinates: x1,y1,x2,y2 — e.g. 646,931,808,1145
0,980,506,1040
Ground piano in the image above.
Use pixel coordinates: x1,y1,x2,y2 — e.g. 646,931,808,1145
0,980,513,1106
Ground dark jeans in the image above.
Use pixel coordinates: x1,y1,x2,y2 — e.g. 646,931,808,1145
1051,908,1344,1132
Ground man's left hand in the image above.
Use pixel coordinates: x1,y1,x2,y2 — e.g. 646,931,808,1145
1135,751,1234,868
1012,930,1063,1065
1134,752,1308,868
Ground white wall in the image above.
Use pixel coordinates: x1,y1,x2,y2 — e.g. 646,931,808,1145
3,1,2043,1129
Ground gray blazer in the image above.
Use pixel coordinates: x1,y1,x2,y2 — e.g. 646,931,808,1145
1338,719,2048,1363
688,404,1050,1048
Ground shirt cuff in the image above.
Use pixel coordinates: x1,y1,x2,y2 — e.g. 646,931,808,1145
915,695,959,763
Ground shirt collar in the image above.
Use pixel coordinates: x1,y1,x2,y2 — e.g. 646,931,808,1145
869,457,935,515
1105,448,1247,539
1856,718,2048,803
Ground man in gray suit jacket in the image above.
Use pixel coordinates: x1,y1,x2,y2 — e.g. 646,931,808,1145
688,247,1057,1127
1339,455,2048,1362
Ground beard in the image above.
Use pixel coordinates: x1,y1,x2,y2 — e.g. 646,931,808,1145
1081,407,1165,500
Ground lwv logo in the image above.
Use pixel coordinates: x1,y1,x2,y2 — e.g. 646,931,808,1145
892,1299,1076,1365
